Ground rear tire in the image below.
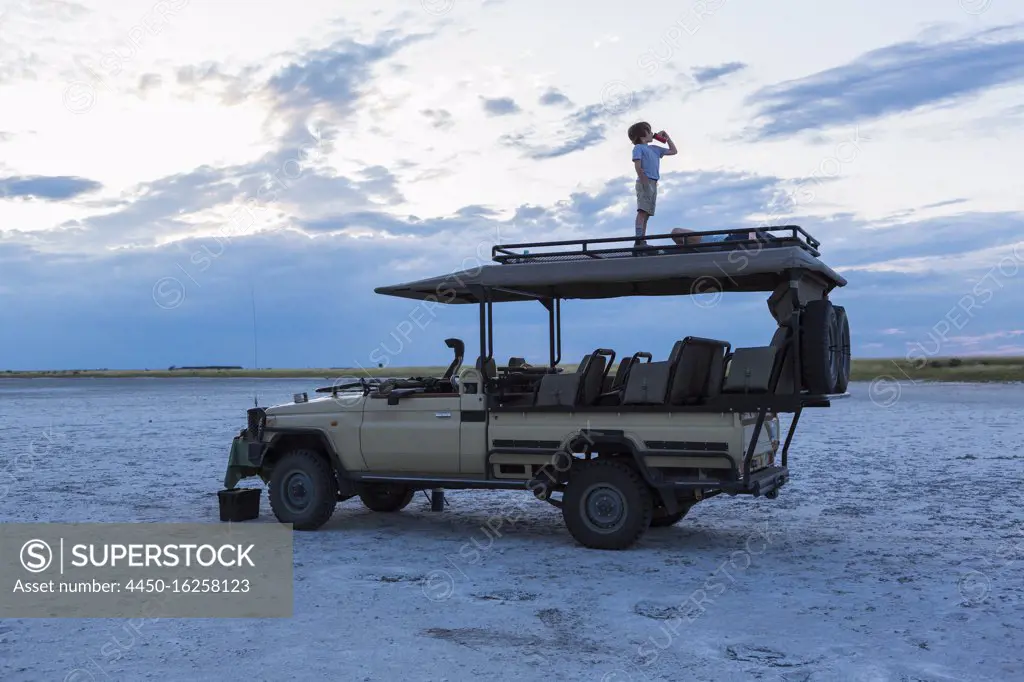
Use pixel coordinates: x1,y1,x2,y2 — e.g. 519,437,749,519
562,459,653,550
833,306,851,393
268,449,338,530
358,484,415,512
800,299,839,394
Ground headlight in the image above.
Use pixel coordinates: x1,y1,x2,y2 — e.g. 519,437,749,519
246,407,266,440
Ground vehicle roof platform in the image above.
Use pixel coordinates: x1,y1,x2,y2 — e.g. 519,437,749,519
375,226,846,304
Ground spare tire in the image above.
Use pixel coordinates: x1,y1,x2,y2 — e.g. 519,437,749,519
800,300,839,394
833,306,851,393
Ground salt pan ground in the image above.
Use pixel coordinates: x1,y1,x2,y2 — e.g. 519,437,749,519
0,378,1021,681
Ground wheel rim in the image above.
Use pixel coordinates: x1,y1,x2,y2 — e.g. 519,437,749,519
581,484,627,534
282,470,314,514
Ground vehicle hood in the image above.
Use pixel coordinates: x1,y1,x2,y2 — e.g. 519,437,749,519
264,394,365,416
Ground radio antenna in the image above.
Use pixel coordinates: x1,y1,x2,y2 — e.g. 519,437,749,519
251,283,259,408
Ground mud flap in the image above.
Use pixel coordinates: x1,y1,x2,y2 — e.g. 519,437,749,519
223,437,260,489
652,484,680,515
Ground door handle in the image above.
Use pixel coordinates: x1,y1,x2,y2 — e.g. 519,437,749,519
435,411,452,419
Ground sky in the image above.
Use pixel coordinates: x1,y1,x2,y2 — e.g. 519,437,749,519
0,0,1023,370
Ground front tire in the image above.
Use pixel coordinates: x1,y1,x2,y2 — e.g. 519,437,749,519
562,459,653,550
358,484,415,512
268,449,338,530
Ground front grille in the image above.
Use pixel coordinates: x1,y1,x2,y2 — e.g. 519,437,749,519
246,407,266,440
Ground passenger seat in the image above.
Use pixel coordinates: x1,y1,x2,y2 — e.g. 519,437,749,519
602,356,632,393
474,356,497,380
535,351,610,407
721,346,780,394
668,338,729,404
621,342,685,405
598,352,650,405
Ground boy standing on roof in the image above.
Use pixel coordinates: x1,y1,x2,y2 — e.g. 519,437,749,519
629,122,691,250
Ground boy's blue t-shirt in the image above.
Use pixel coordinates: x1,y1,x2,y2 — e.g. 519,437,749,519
632,143,667,180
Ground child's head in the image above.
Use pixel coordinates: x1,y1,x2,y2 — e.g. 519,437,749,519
628,121,653,144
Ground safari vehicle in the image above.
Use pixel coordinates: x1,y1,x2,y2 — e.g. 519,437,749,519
218,226,850,550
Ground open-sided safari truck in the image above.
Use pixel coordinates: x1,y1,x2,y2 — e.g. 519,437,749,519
218,226,850,549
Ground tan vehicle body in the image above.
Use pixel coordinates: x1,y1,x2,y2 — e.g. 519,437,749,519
254,366,778,481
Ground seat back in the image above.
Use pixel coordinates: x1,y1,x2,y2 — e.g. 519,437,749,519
609,356,633,390
475,356,496,380
575,354,591,373
534,373,579,407
623,340,696,405
535,352,607,407
579,354,607,405
668,342,726,404
621,362,671,404
721,346,780,394
706,347,726,398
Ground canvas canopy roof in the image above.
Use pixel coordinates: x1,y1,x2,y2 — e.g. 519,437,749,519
374,244,847,305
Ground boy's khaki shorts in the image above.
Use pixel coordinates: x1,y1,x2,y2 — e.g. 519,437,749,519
636,178,657,215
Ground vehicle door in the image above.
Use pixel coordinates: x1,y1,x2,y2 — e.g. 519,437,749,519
360,389,461,474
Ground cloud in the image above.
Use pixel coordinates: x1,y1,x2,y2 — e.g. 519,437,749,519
480,96,521,116
829,212,1024,273
0,175,101,201
946,330,1024,345
502,87,660,159
268,31,426,115
298,206,499,241
175,62,253,92
421,108,454,129
53,145,403,251
538,88,573,107
138,73,162,92
921,198,969,210
744,24,1024,139
167,30,425,115
4,158,1024,366
36,28,428,251
691,61,746,85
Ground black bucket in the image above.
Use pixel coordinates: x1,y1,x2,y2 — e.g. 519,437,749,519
217,487,261,522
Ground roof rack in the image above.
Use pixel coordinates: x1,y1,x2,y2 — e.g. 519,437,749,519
491,225,820,264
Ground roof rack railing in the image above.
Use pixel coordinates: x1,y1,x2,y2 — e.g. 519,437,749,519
491,225,820,264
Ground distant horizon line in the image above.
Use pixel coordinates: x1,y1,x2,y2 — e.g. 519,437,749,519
3,354,1023,373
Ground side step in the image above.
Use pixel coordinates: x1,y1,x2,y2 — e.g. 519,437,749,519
352,474,528,491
